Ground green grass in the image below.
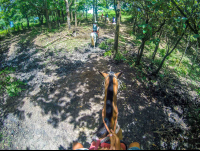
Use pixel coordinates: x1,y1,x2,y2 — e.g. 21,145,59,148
119,35,126,43
106,38,114,44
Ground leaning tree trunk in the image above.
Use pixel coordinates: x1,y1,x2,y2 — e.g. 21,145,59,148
152,33,184,76
65,0,71,30
178,36,190,66
152,30,163,61
113,0,120,58
136,38,146,65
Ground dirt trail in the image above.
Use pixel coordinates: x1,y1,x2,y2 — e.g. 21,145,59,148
0,24,194,150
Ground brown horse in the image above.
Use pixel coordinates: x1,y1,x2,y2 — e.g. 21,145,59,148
92,71,123,142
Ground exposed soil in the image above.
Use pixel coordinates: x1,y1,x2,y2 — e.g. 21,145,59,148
0,23,199,150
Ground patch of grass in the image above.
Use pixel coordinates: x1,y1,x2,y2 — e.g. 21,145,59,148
106,39,114,45
99,41,108,50
174,66,188,77
119,35,126,43
0,67,26,97
114,52,126,62
104,50,112,57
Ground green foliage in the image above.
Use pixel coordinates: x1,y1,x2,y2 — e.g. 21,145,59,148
99,41,108,50
106,39,114,45
0,132,2,142
114,52,126,62
195,88,200,96
0,67,26,96
159,49,166,57
119,35,126,43
104,50,112,57
154,58,162,66
174,66,188,76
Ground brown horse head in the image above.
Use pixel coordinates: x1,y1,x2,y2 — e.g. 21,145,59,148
92,71,122,141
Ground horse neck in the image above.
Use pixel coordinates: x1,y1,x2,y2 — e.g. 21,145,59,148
104,76,118,102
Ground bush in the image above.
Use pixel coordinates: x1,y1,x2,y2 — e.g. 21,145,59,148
99,42,108,50
104,50,112,57
0,67,26,96
114,52,126,62
159,48,166,57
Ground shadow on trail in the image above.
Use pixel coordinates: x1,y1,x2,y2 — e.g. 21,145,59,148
0,22,199,150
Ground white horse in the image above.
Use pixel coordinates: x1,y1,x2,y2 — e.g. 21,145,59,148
91,27,99,48
106,18,110,24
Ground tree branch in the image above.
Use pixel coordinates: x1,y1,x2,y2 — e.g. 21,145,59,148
171,0,197,34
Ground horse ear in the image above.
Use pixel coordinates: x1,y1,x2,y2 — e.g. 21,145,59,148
115,72,123,78
99,71,108,78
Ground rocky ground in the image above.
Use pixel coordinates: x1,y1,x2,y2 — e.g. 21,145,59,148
0,23,199,150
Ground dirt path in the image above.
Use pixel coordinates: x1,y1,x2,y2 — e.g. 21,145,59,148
0,24,196,150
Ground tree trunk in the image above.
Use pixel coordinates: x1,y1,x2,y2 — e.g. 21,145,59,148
136,38,146,65
71,11,73,22
105,0,108,23
57,9,60,26
152,43,160,61
152,30,163,61
114,0,120,58
26,14,30,28
75,11,77,27
95,0,98,22
39,15,44,24
152,33,184,76
45,0,51,29
93,0,95,23
86,7,88,20
54,11,58,27
191,42,199,70
65,0,71,30
75,0,77,28
133,12,138,34
178,36,190,66
62,11,65,22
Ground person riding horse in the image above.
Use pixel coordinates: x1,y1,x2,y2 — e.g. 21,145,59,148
72,71,141,150
91,21,99,47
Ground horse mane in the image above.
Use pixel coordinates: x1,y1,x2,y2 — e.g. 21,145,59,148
93,74,114,140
